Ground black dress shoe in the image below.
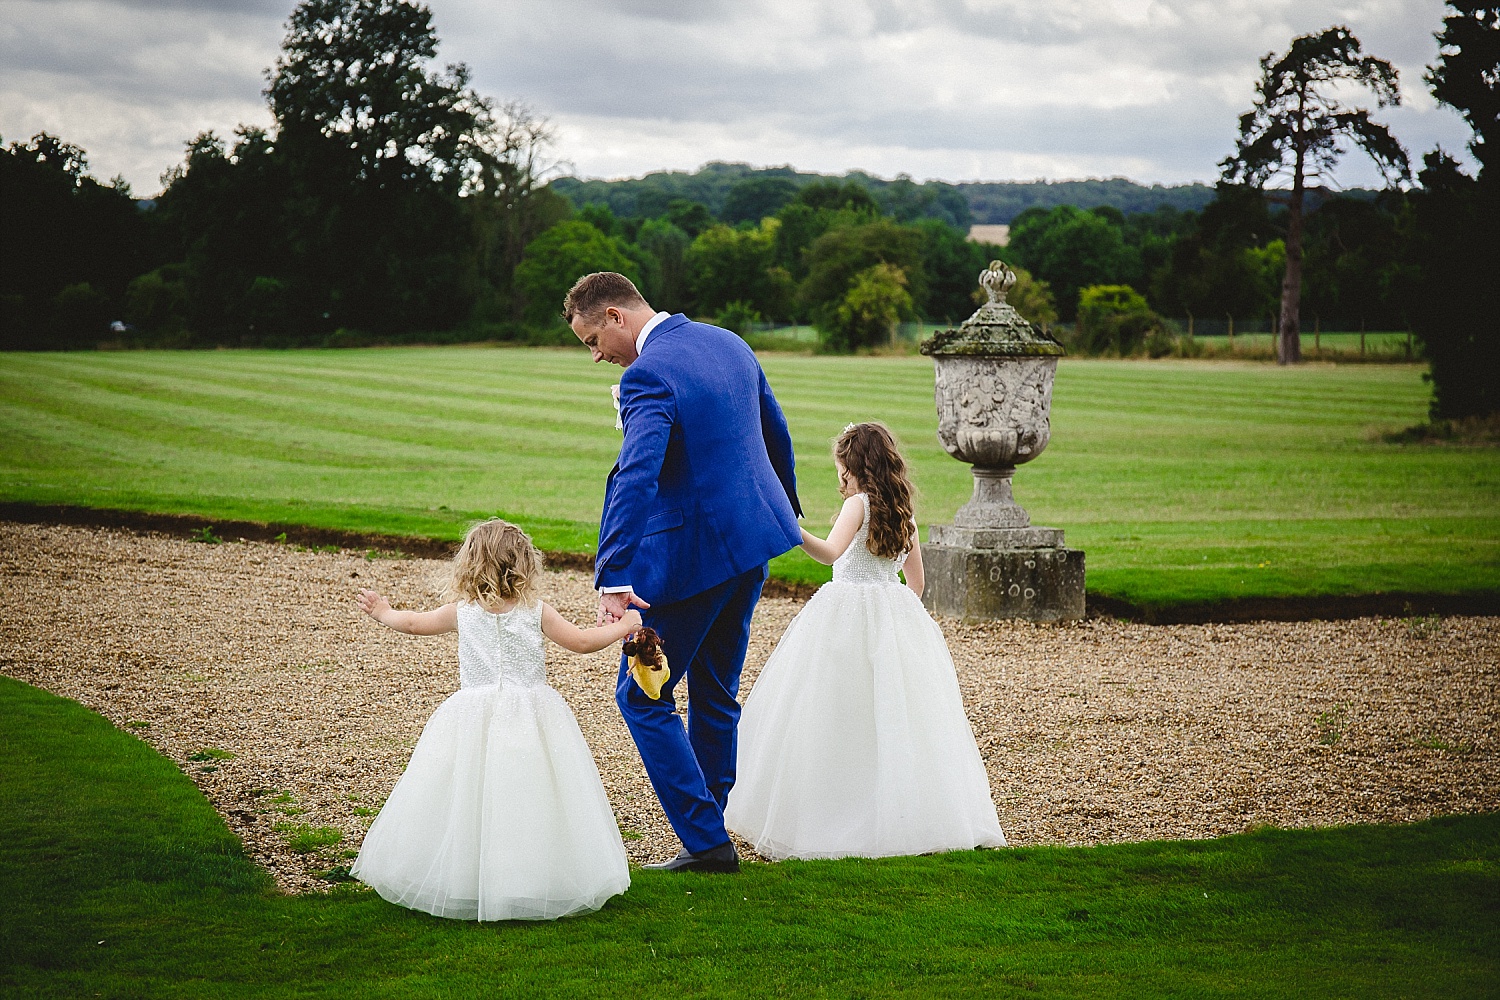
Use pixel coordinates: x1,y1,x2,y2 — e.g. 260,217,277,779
644,843,740,873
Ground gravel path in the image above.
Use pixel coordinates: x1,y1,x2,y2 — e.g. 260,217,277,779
2,521,1496,892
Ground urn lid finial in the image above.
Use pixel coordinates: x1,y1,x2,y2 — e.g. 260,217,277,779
980,260,1016,305
920,260,1065,358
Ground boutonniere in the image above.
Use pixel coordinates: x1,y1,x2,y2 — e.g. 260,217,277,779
611,383,623,430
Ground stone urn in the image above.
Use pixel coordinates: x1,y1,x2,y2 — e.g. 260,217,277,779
918,261,1085,621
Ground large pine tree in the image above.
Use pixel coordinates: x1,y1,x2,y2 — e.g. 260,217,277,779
1221,26,1408,364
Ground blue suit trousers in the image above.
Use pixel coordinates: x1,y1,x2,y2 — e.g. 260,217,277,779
616,564,767,854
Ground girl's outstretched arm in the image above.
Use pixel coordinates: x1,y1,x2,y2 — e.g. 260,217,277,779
902,538,925,597
799,494,867,565
542,603,641,653
358,590,458,635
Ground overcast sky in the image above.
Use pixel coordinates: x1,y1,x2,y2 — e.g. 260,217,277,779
0,0,1475,196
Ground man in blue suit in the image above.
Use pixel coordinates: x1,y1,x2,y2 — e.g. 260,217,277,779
565,272,802,873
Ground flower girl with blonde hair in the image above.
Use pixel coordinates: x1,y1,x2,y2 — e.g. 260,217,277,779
352,518,634,921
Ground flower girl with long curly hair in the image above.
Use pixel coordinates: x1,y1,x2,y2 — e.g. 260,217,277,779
725,422,1006,860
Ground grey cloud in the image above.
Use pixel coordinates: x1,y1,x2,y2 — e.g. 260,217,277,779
107,0,293,13
0,0,1474,192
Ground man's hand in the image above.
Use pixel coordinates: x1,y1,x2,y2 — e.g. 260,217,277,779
598,589,651,625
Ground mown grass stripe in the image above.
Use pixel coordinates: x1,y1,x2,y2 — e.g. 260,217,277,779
3,349,1494,603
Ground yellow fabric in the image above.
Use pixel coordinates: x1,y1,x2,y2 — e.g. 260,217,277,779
629,651,670,700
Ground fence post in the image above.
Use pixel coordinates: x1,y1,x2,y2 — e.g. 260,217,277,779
1314,315,1320,355
1186,311,1194,339
1227,314,1234,349
1406,330,1413,359
1360,319,1366,357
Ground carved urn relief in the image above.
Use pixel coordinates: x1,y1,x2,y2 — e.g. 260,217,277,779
922,261,1064,532
918,261,1084,621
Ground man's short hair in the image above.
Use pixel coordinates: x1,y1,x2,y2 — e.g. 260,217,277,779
562,272,648,325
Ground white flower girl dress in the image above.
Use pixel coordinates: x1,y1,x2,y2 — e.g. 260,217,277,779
725,493,1007,860
352,601,630,920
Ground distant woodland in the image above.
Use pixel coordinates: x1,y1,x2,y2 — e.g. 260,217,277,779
1,0,1493,421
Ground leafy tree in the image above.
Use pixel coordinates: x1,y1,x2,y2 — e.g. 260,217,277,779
1006,205,1137,320
1300,195,1413,331
665,199,715,238
467,102,568,323
876,174,973,228
686,220,788,319
1411,2,1499,418
1121,204,1194,295
577,202,620,236
722,177,799,225
0,132,156,348
125,264,190,339
153,128,301,342
798,219,927,337
636,219,694,314
513,220,638,327
769,181,883,281
1241,240,1287,321
1221,25,1409,363
960,178,1216,223
914,218,991,324
825,263,914,352
267,0,486,189
1426,1,1500,175
50,282,110,346
262,0,497,335
1007,268,1059,329
797,181,879,215
552,163,1216,230
1150,184,1282,320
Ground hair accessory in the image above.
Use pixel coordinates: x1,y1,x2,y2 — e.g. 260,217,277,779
843,422,858,433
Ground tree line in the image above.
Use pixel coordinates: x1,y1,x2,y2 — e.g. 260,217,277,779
549,166,1217,227
0,0,1494,420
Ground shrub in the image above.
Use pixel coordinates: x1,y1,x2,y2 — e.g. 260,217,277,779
50,282,109,348
125,265,189,338
715,300,762,338
1075,284,1169,356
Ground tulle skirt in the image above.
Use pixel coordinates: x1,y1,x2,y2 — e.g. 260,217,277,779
351,682,630,921
725,580,1006,860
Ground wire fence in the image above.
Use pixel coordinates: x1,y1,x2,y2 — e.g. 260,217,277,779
744,320,1418,359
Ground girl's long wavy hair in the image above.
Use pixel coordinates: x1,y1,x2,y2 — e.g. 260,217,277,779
834,422,916,559
444,518,542,609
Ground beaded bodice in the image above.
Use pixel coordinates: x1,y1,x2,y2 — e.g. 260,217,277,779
831,493,909,585
456,601,547,689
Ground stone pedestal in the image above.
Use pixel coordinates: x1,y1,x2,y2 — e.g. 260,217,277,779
918,260,1086,623
922,525,1085,622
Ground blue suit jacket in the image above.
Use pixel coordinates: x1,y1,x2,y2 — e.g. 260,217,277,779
596,315,803,605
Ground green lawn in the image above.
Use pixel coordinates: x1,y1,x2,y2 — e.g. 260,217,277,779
1,348,1496,606
2,675,1496,998
1193,332,1413,357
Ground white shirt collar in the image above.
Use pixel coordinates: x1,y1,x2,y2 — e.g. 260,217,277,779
636,311,671,357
